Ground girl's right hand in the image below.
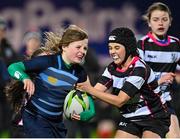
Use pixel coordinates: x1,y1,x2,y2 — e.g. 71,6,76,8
76,79,92,93
158,72,175,85
23,79,35,97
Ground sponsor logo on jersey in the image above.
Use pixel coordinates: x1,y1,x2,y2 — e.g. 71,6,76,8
119,122,127,127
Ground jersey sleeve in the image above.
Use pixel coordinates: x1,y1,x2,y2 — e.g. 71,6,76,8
8,55,57,81
97,68,113,89
8,62,30,81
121,66,146,98
137,40,145,60
23,55,57,72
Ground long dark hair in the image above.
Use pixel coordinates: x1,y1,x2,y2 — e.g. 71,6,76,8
5,79,26,114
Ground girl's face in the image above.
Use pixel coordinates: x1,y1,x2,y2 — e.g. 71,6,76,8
108,42,126,65
62,39,88,64
148,10,171,37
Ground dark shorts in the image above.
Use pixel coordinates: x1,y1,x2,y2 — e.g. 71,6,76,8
166,101,176,115
117,116,170,138
22,110,67,138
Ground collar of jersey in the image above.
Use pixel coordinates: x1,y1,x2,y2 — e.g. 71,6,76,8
148,32,170,46
116,56,139,72
64,61,72,69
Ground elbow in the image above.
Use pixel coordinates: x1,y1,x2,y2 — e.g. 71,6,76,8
115,99,127,108
115,91,130,108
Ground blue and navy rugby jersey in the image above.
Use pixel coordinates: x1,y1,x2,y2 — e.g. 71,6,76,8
137,32,180,103
22,54,87,121
98,56,169,120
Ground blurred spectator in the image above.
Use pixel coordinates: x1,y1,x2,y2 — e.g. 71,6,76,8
0,58,11,137
0,17,18,66
19,31,41,59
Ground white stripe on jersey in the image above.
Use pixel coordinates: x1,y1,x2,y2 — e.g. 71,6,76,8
140,35,149,41
144,51,180,63
169,35,179,42
145,36,178,43
122,106,151,118
102,68,112,79
154,86,161,94
135,60,156,84
126,76,145,90
138,48,145,60
160,92,171,104
112,75,125,89
147,68,156,84
154,71,168,80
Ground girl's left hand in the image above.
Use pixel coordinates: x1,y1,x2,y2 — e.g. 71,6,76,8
71,111,80,120
23,78,35,97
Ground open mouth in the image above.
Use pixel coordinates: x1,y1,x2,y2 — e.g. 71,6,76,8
157,27,165,32
112,55,119,61
77,56,84,61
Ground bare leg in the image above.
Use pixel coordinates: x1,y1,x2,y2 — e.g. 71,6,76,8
142,130,161,138
115,130,139,138
166,114,180,138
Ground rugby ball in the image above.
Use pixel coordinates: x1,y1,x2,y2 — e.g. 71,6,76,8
63,89,89,119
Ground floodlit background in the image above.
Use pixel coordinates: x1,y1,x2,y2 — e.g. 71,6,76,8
0,0,179,137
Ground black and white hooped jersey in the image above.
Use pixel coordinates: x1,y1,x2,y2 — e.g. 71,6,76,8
137,32,180,76
137,32,180,103
98,56,169,120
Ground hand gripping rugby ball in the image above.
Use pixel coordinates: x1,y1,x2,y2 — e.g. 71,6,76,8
63,89,89,119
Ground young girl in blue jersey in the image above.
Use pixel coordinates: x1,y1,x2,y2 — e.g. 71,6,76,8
137,2,180,137
76,27,171,138
7,25,95,138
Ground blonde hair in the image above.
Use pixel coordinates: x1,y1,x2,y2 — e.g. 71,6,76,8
31,47,55,58
44,25,88,53
143,2,172,22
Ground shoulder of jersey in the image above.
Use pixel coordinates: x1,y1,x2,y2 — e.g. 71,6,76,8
168,35,179,43
139,35,149,41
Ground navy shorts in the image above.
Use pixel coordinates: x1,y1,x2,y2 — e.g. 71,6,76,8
117,116,170,138
166,101,176,115
22,110,67,138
